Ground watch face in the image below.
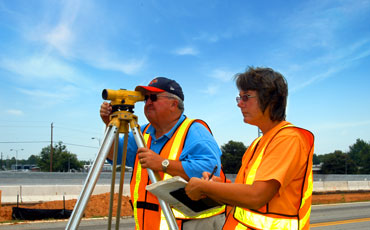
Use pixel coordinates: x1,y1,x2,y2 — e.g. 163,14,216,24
162,159,169,167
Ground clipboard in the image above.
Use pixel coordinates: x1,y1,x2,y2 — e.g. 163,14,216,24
146,176,223,216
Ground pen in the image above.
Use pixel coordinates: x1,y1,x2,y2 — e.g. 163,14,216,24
208,165,218,181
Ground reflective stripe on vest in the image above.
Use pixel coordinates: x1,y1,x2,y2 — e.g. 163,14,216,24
132,118,225,230
245,136,262,185
161,119,225,220
133,132,150,230
231,124,314,230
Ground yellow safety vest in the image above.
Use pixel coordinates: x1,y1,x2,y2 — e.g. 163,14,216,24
131,118,225,230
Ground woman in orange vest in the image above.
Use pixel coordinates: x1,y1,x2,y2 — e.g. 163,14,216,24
185,67,315,230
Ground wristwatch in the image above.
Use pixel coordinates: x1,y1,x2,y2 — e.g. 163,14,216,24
162,159,170,173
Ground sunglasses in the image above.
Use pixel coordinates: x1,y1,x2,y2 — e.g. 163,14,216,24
144,94,174,102
236,94,256,103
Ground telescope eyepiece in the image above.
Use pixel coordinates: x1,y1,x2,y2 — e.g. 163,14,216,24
102,89,108,100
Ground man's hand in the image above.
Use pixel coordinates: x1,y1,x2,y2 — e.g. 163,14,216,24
137,147,164,171
100,102,112,125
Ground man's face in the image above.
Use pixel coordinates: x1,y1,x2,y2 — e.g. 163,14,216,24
144,92,176,123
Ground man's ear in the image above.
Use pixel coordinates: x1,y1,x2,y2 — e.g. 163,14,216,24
172,99,178,108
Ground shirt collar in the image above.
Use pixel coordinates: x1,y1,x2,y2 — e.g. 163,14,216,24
147,113,186,141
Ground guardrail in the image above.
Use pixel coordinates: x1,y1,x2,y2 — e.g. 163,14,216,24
1,184,130,204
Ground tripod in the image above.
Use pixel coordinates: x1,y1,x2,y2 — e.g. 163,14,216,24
65,97,178,229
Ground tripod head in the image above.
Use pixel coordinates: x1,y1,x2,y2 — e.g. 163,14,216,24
102,89,145,113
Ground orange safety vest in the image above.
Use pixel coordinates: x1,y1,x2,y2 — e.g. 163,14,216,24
130,118,226,230
223,124,314,230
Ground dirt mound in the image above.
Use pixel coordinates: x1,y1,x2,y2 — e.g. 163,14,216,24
0,193,132,222
312,192,370,205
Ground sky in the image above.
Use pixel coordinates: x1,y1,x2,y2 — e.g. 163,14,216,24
1,0,370,162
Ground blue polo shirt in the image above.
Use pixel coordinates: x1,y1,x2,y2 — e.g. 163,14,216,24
115,114,222,179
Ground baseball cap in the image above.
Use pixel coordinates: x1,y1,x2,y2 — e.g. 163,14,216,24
135,77,184,101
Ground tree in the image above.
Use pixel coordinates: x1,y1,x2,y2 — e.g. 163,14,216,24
348,139,370,173
37,142,83,172
27,155,39,165
320,150,357,174
221,140,247,174
312,153,320,165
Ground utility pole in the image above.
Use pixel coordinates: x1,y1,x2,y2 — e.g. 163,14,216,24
91,137,101,146
50,122,53,172
10,148,23,171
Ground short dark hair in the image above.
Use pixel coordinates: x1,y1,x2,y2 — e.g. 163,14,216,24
234,66,288,121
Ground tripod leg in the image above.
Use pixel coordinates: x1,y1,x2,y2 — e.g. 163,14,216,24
107,127,120,230
115,132,129,229
65,125,118,230
130,121,179,230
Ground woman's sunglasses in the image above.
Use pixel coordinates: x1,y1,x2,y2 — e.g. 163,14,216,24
236,94,256,103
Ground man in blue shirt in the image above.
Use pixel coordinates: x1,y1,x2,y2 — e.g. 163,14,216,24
100,77,224,229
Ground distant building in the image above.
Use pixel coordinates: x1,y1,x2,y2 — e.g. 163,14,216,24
11,164,37,171
312,163,323,174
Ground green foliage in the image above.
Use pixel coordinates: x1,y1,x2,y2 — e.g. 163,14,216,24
27,155,39,165
221,140,247,174
312,154,320,165
348,139,370,173
320,150,357,174
37,141,83,172
315,139,370,174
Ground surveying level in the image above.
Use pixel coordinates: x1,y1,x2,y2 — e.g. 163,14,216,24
102,89,144,113
65,89,178,230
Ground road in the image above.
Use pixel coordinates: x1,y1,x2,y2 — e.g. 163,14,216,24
1,201,369,230
310,201,370,229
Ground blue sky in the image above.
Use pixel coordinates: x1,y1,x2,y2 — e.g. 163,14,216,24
1,0,370,162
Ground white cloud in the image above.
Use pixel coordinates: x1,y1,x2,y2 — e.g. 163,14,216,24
44,24,74,57
85,56,145,75
201,85,219,95
290,38,370,92
210,69,234,82
174,46,199,56
6,109,24,116
0,55,79,84
1,0,146,76
41,0,80,58
193,32,219,43
18,85,79,106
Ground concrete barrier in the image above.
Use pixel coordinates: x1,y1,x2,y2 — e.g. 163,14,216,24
323,181,349,192
313,181,370,193
313,181,325,192
1,184,130,204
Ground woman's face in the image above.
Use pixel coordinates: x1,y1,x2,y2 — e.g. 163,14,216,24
237,90,264,126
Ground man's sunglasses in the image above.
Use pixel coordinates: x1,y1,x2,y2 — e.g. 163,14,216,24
236,94,256,103
144,94,174,102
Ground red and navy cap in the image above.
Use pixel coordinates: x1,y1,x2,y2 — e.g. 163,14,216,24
135,77,184,101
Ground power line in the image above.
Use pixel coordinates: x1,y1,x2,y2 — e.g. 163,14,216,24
0,141,98,149
0,141,50,143
62,142,99,149
54,126,102,135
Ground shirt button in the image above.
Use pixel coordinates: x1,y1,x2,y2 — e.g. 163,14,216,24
154,141,157,144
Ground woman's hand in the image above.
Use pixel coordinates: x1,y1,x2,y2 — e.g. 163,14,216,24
185,177,207,200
